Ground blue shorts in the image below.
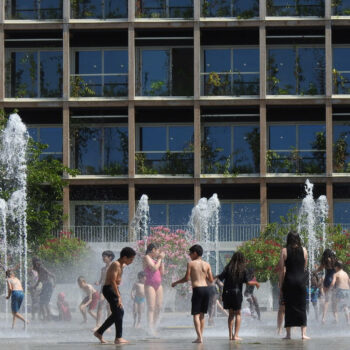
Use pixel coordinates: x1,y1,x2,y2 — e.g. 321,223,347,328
11,290,24,313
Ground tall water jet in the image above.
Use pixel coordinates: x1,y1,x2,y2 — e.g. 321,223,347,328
189,194,220,270
131,194,150,245
0,113,29,326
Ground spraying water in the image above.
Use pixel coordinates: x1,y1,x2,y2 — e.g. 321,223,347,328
0,113,29,326
131,195,150,247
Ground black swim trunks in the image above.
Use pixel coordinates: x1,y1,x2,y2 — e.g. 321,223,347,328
191,287,210,315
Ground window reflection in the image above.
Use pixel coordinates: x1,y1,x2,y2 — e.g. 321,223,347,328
268,124,326,173
333,124,350,172
201,0,259,18
137,48,193,96
6,50,63,98
136,125,194,175
267,0,324,16
71,50,128,97
136,0,193,18
71,0,128,18
202,125,260,174
202,48,259,96
149,203,192,226
269,202,299,223
268,47,325,95
6,0,62,19
332,0,350,15
333,48,350,94
73,126,128,175
334,202,350,224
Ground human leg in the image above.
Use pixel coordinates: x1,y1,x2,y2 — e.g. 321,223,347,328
79,302,87,323
301,326,310,340
283,327,291,339
154,285,163,327
233,310,242,340
252,295,261,320
145,285,156,331
228,309,234,340
322,288,330,323
192,314,203,343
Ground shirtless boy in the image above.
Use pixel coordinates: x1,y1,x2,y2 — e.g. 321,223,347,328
131,271,146,328
95,250,115,329
331,261,350,324
172,244,214,344
94,247,136,344
77,276,100,323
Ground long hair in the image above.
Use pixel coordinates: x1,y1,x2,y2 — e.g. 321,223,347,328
145,243,158,255
286,231,302,249
227,251,246,279
321,248,336,269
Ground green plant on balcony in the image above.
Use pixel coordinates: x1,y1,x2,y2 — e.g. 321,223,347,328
334,135,349,172
135,153,158,175
71,0,96,18
149,80,166,96
333,68,347,94
70,76,96,97
159,151,193,175
206,72,231,95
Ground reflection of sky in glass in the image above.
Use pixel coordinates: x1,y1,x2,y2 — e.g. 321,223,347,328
104,204,128,225
204,49,230,72
104,127,128,165
299,125,325,150
140,127,166,151
104,51,128,74
149,204,167,225
204,126,231,158
333,48,350,71
220,203,260,224
234,49,259,72
40,51,62,97
269,202,299,223
169,204,193,225
169,126,193,151
106,0,127,17
40,127,62,152
269,125,296,150
234,126,258,169
76,51,101,74
334,202,350,223
28,128,38,141
75,205,102,226
14,52,38,97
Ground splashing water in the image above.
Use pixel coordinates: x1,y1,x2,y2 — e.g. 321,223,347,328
189,194,220,270
131,194,150,247
0,113,29,327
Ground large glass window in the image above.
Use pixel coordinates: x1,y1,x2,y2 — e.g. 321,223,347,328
149,202,193,226
5,0,62,19
72,126,128,175
71,50,128,97
137,48,194,96
6,50,62,98
268,47,325,95
334,202,350,225
71,0,128,19
267,0,324,16
136,0,193,18
73,202,128,241
202,48,259,96
269,202,299,223
333,48,350,94
201,0,259,18
202,125,260,174
268,124,326,173
220,202,260,241
334,124,350,172
332,0,350,15
136,125,194,175
28,126,63,161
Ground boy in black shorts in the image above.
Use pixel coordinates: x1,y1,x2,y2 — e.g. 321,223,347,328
172,245,214,343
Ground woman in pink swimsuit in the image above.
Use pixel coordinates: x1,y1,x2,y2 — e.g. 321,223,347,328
143,243,165,333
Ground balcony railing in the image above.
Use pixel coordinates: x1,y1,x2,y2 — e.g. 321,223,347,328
5,1,63,19
267,0,324,16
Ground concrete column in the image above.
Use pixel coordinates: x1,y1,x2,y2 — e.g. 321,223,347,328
63,0,70,21
325,22,332,97
63,23,70,100
0,0,4,22
326,101,333,176
259,25,266,98
260,0,266,19
194,0,200,21
326,179,333,223
194,179,201,204
325,0,331,18
62,103,70,169
63,185,70,227
128,103,135,178
260,102,267,176
194,23,201,100
260,179,268,228
128,24,135,100
0,27,4,101
194,102,201,178
129,0,135,21
129,181,136,240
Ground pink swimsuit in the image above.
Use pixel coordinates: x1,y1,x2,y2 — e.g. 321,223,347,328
144,259,162,290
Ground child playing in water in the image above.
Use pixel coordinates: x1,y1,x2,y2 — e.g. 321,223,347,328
6,269,27,329
131,271,146,328
57,292,71,322
306,272,321,321
244,268,261,321
330,261,350,324
216,252,260,341
77,276,100,323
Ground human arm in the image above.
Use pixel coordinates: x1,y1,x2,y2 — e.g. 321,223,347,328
144,254,164,272
110,263,123,307
82,286,93,307
131,283,136,300
6,280,12,299
330,273,337,289
303,247,308,270
206,264,214,284
172,263,191,287
247,280,260,289
314,263,324,274
278,249,286,290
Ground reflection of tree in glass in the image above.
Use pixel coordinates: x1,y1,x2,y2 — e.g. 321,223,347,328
104,128,128,175
71,0,97,18
40,55,63,97
334,130,350,172
308,131,326,173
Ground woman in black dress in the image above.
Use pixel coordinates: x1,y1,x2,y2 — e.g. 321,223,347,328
278,231,309,339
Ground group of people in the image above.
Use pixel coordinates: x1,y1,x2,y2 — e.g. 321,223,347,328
3,231,350,344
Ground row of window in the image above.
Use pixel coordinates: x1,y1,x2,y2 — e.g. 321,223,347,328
71,201,350,228
6,47,350,98
29,123,350,174
5,0,350,19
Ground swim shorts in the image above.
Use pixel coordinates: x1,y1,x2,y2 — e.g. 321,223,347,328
191,287,210,315
11,290,24,313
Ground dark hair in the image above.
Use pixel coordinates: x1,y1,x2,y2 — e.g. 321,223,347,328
120,247,136,259
145,243,158,255
102,250,115,260
335,260,343,270
321,249,336,269
286,231,302,249
5,269,13,278
189,244,203,257
77,276,86,283
227,251,246,279
138,271,145,280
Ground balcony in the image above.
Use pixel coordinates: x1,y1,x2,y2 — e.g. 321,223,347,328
136,0,193,18
71,0,128,19
267,0,324,16
5,0,63,19
201,0,259,18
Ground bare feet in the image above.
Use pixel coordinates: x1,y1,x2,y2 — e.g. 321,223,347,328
94,331,108,344
192,338,203,343
282,336,291,340
115,338,129,344
302,335,311,340
232,336,242,341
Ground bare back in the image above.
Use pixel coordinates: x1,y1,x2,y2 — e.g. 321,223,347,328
335,270,350,290
8,277,23,291
105,261,123,286
189,259,213,288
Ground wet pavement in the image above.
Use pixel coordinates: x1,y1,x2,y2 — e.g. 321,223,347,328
1,311,349,350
